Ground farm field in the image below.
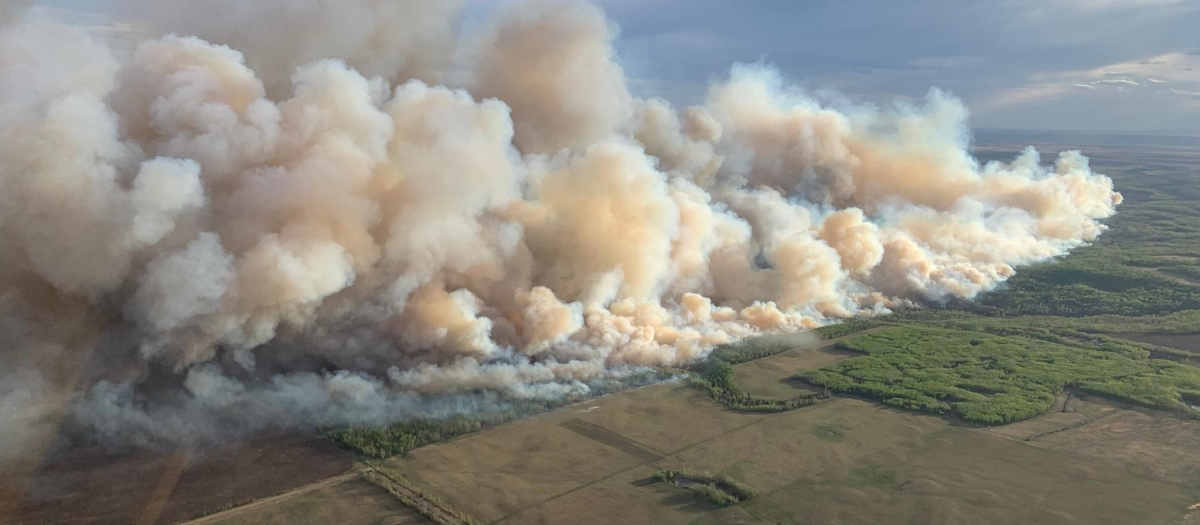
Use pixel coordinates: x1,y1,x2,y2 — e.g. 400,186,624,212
5,433,352,525
1114,332,1200,356
380,385,1197,525
187,474,429,525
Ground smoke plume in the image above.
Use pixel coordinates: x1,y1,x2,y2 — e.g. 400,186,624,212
0,0,1120,459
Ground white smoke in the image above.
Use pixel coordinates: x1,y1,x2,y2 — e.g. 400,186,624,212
0,0,1120,457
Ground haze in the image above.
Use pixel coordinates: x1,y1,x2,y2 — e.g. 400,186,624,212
23,0,1200,133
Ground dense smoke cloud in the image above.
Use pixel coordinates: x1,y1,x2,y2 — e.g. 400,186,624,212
0,0,1120,459
0,1,29,27
120,0,463,93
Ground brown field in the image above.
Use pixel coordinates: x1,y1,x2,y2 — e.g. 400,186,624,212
186,474,429,525
1030,406,1200,488
732,338,860,399
379,384,761,523
984,391,1118,441
1113,332,1200,355
702,426,1190,525
380,381,1196,525
7,432,352,525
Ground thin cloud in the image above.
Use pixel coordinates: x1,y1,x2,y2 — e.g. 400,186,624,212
1169,88,1200,98
976,53,1196,113
1085,53,1200,85
974,82,1072,112
1044,0,1190,10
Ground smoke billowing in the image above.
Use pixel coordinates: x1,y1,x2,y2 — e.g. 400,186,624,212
0,0,1120,460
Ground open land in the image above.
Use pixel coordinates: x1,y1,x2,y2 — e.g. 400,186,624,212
6,433,353,525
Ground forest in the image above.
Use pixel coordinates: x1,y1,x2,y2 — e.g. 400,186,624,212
799,326,1200,424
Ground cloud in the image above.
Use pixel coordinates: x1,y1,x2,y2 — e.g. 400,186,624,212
978,52,1200,114
1085,52,1200,85
1169,88,1200,98
1043,0,1191,11
974,83,1074,111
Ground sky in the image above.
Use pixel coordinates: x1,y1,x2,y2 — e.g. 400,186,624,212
18,0,1200,133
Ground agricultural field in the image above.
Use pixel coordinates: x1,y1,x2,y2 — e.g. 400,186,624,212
189,475,430,525
6,433,353,525
379,386,1197,525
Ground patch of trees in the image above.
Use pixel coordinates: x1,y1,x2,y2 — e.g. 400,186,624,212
325,369,676,458
977,281,1200,317
813,319,881,340
707,340,792,364
798,326,1200,425
652,469,754,506
361,467,480,525
327,414,515,459
705,319,878,365
691,360,830,413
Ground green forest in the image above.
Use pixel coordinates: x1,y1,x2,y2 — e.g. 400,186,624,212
799,326,1200,424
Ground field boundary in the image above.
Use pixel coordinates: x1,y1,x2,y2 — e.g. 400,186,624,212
362,466,478,525
488,405,776,524
1025,410,1119,442
176,472,357,525
558,419,665,462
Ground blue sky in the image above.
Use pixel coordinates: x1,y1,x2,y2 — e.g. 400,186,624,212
23,0,1200,133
